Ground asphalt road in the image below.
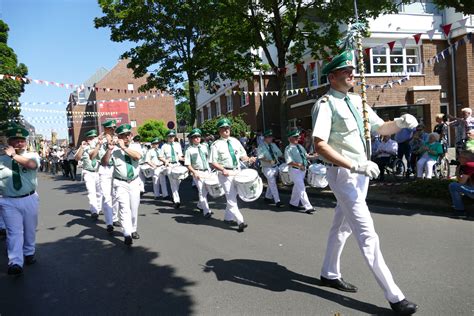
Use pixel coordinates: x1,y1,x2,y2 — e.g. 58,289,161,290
0,172,473,315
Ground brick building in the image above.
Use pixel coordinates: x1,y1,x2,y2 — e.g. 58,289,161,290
67,60,176,145
196,5,473,144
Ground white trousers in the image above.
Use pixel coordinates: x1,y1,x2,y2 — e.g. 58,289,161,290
0,193,39,267
83,170,102,214
99,165,118,225
166,165,181,203
263,166,280,203
195,171,210,215
218,173,244,224
416,153,436,179
289,168,312,210
152,167,168,197
321,167,405,303
113,177,140,237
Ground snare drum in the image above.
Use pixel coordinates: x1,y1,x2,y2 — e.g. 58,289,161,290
170,165,189,180
278,163,293,185
233,169,263,202
140,164,154,179
306,163,328,188
203,172,225,198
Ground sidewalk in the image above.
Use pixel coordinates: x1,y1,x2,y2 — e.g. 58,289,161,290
272,181,457,214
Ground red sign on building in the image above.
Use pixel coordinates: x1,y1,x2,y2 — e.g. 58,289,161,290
98,101,129,132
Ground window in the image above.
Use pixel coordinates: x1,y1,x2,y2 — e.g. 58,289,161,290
288,119,297,129
207,104,212,119
130,120,137,127
307,66,319,88
398,1,439,14
78,90,86,104
226,95,233,113
358,46,420,75
200,109,204,123
129,101,136,108
285,72,299,90
240,88,249,107
215,99,221,116
128,83,134,91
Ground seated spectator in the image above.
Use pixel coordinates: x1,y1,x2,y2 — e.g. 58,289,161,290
433,114,448,152
373,135,398,181
449,159,474,217
466,128,474,153
408,125,426,177
371,134,381,160
416,133,444,179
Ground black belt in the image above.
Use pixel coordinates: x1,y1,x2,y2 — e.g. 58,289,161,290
291,166,306,170
8,190,36,198
224,167,238,170
320,161,339,167
114,176,138,183
84,169,97,172
196,169,209,171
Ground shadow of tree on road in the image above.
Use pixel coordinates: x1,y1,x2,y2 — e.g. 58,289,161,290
203,258,394,316
0,210,195,315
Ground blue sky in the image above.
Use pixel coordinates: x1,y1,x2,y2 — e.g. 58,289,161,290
1,0,135,139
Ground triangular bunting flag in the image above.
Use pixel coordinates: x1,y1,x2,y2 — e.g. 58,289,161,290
387,41,396,52
457,18,467,27
427,29,436,40
309,62,316,70
318,60,323,67
441,24,452,36
413,33,422,44
399,38,408,49
364,47,371,56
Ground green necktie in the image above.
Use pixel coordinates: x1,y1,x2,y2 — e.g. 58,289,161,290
227,140,238,168
295,145,307,167
170,144,176,163
344,96,366,150
124,154,135,180
268,143,276,161
12,159,22,190
197,145,208,170
91,158,97,168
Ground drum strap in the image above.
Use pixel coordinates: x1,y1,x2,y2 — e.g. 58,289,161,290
227,140,238,168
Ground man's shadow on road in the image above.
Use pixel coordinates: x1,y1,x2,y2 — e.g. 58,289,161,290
0,209,195,315
203,258,394,315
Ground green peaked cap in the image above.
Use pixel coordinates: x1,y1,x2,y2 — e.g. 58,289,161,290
189,128,202,137
287,129,300,138
116,124,132,135
151,137,161,144
216,117,231,128
102,119,117,128
263,129,273,137
166,129,176,137
321,50,355,76
6,127,29,139
84,129,98,138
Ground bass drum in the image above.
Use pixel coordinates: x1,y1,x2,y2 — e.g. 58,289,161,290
233,169,263,202
306,163,328,188
278,163,293,185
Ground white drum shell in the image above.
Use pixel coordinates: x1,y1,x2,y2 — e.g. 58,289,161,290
278,163,293,185
170,165,189,180
306,163,328,188
140,165,154,179
203,173,225,198
234,169,263,202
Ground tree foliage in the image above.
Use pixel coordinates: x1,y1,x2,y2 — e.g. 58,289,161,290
0,20,28,124
217,0,408,141
95,0,255,127
432,0,473,14
199,114,250,138
137,119,168,142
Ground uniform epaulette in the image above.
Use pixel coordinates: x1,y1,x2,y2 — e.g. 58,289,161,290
319,95,330,103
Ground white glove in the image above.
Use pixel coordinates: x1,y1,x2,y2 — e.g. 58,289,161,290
394,114,418,129
350,161,380,179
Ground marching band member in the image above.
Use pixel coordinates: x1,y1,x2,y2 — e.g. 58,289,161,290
184,128,213,218
146,137,167,200
75,129,101,220
209,118,256,232
313,50,418,314
90,119,120,232
257,129,284,207
159,129,184,208
0,126,40,275
101,124,142,245
284,129,317,214
133,135,147,196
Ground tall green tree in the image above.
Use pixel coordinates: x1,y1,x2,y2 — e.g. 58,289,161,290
0,20,28,124
218,0,409,141
95,0,255,127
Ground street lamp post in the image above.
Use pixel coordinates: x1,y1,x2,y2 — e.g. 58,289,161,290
259,70,266,132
